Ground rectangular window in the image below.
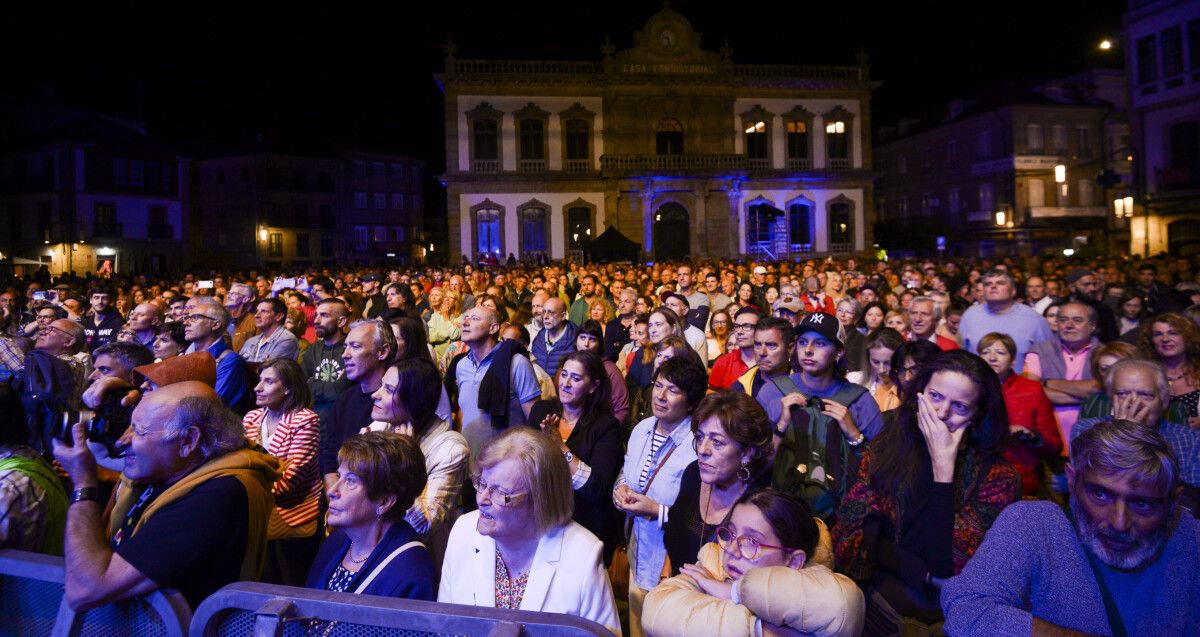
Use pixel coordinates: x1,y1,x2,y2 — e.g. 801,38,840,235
786,121,809,160
1051,125,1067,151
1189,19,1200,71
978,182,994,211
390,163,406,178
946,140,958,164
519,120,545,161
897,155,907,174
294,170,308,190
354,191,367,209
352,226,368,251
1138,34,1159,84
977,131,992,159
788,203,811,247
319,205,334,228
393,226,405,242
129,160,144,187
565,120,590,160
826,121,849,159
294,204,308,227
374,226,388,242
296,233,310,257
114,158,128,186
948,188,960,214
373,193,386,210
268,233,283,257
94,202,116,224
473,120,499,161
412,195,421,210
1027,124,1044,152
241,167,251,181
1077,126,1092,156
1162,26,1184,78
476,211,501,255
391,193,405,209
371,162,385,177
321,233,334,256
1028,178,1045,207
745,121,768,160
1077,179,1094,206
148,205,167,227
353,161,367,177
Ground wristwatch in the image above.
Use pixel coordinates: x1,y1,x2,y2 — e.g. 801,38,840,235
70,486,101,505
564,450,575,464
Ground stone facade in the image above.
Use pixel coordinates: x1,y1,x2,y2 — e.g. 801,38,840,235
437,6,875,263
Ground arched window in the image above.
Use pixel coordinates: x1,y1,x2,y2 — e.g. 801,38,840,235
566,205,593,250
656,118,684,155
823,105,855,169
476,207,502,256
827,197,855,253
518,204,549,260
788,201,813,254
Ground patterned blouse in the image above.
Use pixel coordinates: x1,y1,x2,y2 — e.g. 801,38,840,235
326,564,356,593
494,549,530,610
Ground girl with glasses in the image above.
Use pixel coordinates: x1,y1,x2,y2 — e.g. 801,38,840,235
643,489,864,637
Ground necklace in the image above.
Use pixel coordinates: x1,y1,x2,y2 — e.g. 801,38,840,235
346,537,379,565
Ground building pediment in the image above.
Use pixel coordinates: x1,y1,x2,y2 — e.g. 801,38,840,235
612,5,723,71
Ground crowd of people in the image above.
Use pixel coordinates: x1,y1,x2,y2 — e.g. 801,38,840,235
1,251,1199,636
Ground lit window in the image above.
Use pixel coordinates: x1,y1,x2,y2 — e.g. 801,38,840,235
744,121,766,134
825,121,845,134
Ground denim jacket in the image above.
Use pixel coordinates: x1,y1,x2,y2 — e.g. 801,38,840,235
619,415,697,590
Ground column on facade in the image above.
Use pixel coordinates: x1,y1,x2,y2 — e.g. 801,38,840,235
692,185,708,257
601,187,618,232
640,183,655,257
726,181,743,257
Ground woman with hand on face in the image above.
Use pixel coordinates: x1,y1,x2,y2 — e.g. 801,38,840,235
306,432,433,599
439,427,620,636
366,358,468,574
527,350,624,563
978,332,1062,497
613,357,709,637
243,357,323,586
644,489,864,637
662,391,774,580
833,350,1019,634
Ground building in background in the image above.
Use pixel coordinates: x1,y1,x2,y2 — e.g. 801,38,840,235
0,104,189,276
192,150,425,271
437,5,876,263
874,70,1130,258
1125,0,1200,256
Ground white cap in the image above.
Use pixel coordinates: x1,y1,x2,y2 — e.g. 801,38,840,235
753,266,768,275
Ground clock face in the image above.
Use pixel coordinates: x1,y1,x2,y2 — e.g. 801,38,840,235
660,29,676,47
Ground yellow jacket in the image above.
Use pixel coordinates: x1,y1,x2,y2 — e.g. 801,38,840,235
642,520,864,637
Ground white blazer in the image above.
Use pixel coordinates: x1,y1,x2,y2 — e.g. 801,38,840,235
439,511,621,636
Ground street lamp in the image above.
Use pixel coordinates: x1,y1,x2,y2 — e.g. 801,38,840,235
994,210,1007,226
1054,164,1066,183
1099,39,1113,50
258,226,268,241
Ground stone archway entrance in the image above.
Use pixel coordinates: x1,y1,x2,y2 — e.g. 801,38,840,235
653,202,690,262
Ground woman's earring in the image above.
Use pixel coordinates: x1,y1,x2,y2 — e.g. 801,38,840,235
737,464,751,482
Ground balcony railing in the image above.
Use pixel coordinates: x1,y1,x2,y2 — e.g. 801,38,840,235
828,158,851,170
564,159,593,173
748,158,770,170
93,222,124,238
518,159,547,173
471,159,500,173
787,158,812,170
734,64,863,80
601,154,748,172
450,59,604,75
147,223,174,239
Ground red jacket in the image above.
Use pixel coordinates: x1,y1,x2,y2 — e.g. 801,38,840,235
998,374,1062,495
708,350,752,392
802,293,835,314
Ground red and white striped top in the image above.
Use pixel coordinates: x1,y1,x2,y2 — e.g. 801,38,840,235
243,407,322,527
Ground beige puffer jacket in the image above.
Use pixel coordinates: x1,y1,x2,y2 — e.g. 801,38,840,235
642,520,864,637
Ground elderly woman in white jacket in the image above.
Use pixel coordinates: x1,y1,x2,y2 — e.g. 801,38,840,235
439,427,620,636
643,489,864,637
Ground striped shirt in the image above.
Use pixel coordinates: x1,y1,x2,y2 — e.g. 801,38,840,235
638,429,670,490
243,407,322,527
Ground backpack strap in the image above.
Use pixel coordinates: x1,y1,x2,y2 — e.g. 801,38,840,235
828,381,868,407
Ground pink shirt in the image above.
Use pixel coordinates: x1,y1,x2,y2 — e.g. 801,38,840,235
1024,342,1094,450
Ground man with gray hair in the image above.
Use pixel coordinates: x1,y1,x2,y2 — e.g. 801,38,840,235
52,381,282,610
184,298,251,411
907,295,958,351
224,282,258,352
942,418,1200,635
1072,358,1200,505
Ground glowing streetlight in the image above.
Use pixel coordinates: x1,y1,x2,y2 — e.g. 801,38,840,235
258,226,268,241
1054,164,1066,183
1099,39,1113,50
1062,248,1075,256
994,210,1007,226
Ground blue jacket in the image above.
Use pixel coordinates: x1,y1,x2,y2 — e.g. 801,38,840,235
306,521,434,600
531,321,577,374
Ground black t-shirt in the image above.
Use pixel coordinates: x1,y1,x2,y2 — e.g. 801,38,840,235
115,475,249,609
319,385,375,475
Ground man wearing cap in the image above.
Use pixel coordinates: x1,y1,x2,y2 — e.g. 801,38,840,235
772,293,804,327
751,266,770,300
663,292,708,367
360,273,386,319
1066,268,1119,343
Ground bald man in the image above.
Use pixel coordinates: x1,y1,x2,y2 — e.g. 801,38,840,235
126,303,164,349
53,381,281,610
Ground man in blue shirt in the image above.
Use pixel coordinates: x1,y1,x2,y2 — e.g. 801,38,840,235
531,297,576,376
942,418,1200,636
183,298,251,412
959,269,1052,373
455,304,541,466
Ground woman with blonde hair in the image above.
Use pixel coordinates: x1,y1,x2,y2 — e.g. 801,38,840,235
589,297,615,324
439,427,620,636
884,309,910,339
1139,312,1200,426
428,288,462,366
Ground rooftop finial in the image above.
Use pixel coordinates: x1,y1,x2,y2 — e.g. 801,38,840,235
600,36,616,60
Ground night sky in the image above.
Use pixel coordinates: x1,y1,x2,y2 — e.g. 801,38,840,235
3,0,1126,174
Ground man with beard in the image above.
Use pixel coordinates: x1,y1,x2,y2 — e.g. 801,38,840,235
942,418,1200,636
300,298,352,423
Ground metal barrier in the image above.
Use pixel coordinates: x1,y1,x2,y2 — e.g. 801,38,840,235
0,549,190,637
190,582,616,637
